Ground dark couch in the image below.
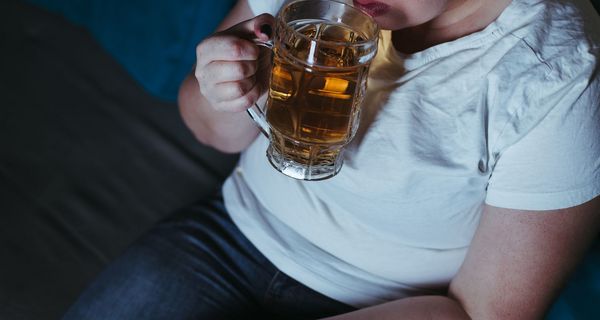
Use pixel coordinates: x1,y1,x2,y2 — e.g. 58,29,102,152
1,1,599,319
0,1,237,318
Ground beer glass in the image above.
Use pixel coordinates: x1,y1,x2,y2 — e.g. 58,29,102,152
249,0,379,180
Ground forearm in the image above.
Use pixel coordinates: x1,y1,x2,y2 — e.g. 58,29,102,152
322,296,470,320
178,73,259,153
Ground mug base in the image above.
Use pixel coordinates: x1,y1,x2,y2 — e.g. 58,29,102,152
266,142,343,181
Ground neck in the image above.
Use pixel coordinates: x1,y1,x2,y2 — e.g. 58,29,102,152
392,0,512,54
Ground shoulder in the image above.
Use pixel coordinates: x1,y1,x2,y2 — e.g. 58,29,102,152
486,0,599,134
500,0,599,79
492,0,600,79
480,3,600,211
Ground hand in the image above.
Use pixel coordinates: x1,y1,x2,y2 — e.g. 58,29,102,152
195,14,274,113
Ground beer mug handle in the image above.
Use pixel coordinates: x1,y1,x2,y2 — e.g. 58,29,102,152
247,39,274,138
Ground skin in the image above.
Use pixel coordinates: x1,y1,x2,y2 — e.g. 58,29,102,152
356,0,513,53
178,0,600,318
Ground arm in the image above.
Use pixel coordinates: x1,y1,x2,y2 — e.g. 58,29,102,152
323,196,600,320
178,0,273,153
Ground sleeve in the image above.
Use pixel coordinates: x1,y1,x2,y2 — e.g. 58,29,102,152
247,0,287,15
485,61,600,211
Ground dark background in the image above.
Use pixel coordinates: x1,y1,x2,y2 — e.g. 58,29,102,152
0,0,238,318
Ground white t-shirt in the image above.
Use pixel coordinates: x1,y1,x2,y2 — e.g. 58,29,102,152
223,0,600,308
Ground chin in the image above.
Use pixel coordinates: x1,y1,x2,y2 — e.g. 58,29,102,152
372,17,407,31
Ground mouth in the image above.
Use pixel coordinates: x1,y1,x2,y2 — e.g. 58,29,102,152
352,0,390,17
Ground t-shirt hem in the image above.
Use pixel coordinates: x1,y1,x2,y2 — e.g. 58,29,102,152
237,229,386,308
222,177,387,308
485,181,600,211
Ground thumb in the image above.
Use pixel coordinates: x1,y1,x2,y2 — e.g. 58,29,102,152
230,13,276,41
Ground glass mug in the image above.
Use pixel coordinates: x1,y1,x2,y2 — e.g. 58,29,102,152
248,0,379,180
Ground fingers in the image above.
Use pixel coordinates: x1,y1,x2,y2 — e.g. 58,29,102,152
227,13,276,41
212,76,257,102
202,60,258,83
196,13,276,67
250,13,276,41
193,13,276,113
212,80,263,113
196,35,259,68
199,74,263,111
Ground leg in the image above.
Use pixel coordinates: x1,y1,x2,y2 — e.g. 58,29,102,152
63,196,277,320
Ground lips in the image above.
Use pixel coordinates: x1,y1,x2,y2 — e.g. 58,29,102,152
353,0,390,17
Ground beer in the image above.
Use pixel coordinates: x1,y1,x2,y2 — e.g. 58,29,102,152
266,20,369,166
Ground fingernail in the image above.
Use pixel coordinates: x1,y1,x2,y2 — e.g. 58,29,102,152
260,24,273,38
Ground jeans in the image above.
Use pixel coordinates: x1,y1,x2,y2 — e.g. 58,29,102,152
63,195,355,319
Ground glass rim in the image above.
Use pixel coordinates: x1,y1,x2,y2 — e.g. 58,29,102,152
278,0,380,49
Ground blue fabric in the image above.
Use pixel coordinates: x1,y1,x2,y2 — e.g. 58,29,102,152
63,195,355,319
546,241,600,320
25,0,236,102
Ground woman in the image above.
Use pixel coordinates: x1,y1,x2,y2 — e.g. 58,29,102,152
66,0,600,319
